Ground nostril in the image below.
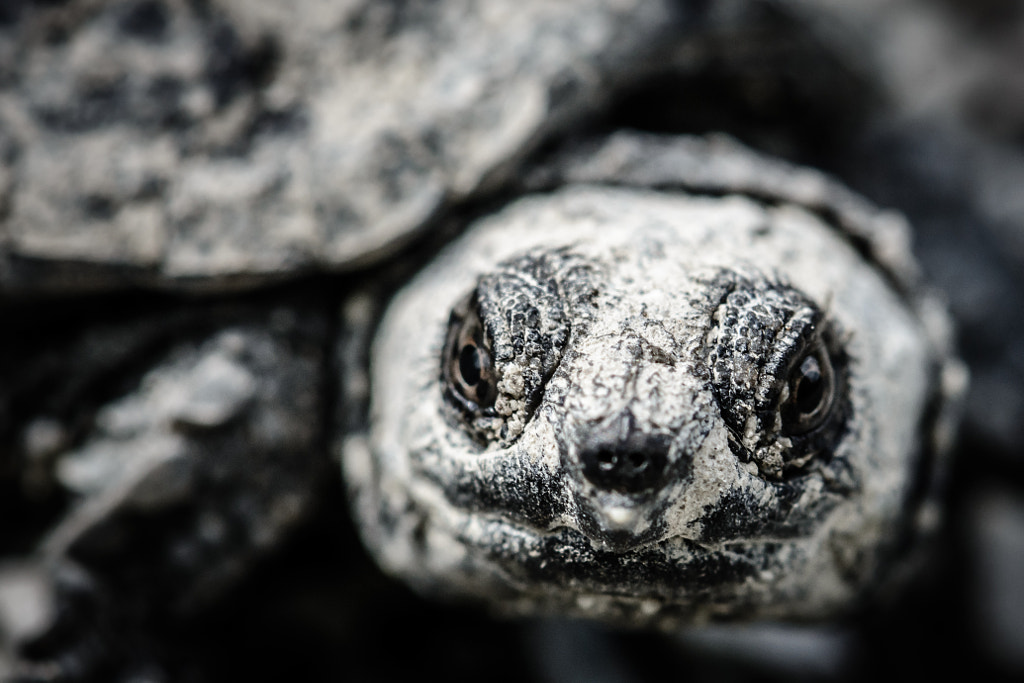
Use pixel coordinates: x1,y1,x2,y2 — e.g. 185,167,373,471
626,452,647,470
582,446,667,494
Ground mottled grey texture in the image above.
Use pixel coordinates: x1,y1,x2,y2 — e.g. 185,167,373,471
524,132,924,296
0,303,331,674
46,320,327,610
0,0,679,295
347,169,964,626
1,0,1020,679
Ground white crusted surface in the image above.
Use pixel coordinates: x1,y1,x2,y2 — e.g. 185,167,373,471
349,184,948,625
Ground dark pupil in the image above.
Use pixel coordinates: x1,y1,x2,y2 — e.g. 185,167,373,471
794,355,824,414
459,344,482,386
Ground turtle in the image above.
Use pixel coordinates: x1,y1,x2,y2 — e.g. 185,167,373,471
0,1,1021,681
344,130,967,627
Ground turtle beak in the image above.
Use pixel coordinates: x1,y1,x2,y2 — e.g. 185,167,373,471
546,325,712,552
563,408,685,550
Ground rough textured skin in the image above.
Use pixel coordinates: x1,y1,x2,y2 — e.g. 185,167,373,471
3,0,1022,679
346,178,964,627
0,0,679,293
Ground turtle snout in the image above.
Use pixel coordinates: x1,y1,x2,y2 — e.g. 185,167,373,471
568,409,693,551
577,411,679,495
580,433,671,494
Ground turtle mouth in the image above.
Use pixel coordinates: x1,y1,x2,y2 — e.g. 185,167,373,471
450,516,766,615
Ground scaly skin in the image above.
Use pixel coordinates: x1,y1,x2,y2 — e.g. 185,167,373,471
347,182,963,628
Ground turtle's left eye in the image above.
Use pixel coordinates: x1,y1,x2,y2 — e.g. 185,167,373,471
781,339,836,436
705,273,852,477
443,293,497,412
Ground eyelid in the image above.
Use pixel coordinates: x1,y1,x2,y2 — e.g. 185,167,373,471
442,288,499,417
754,307,822,416
704,272,850,477
439,256,579,447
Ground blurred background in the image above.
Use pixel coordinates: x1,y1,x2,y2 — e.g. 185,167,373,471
0,1,1022,681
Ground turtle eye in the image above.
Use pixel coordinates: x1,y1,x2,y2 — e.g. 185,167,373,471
780,339,836,436
443,294,497,412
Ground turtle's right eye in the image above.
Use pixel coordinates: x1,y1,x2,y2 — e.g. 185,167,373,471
780,337,837,436
443,292,497,413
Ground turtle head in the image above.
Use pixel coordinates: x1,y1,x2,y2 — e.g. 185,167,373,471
348,186,953,626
